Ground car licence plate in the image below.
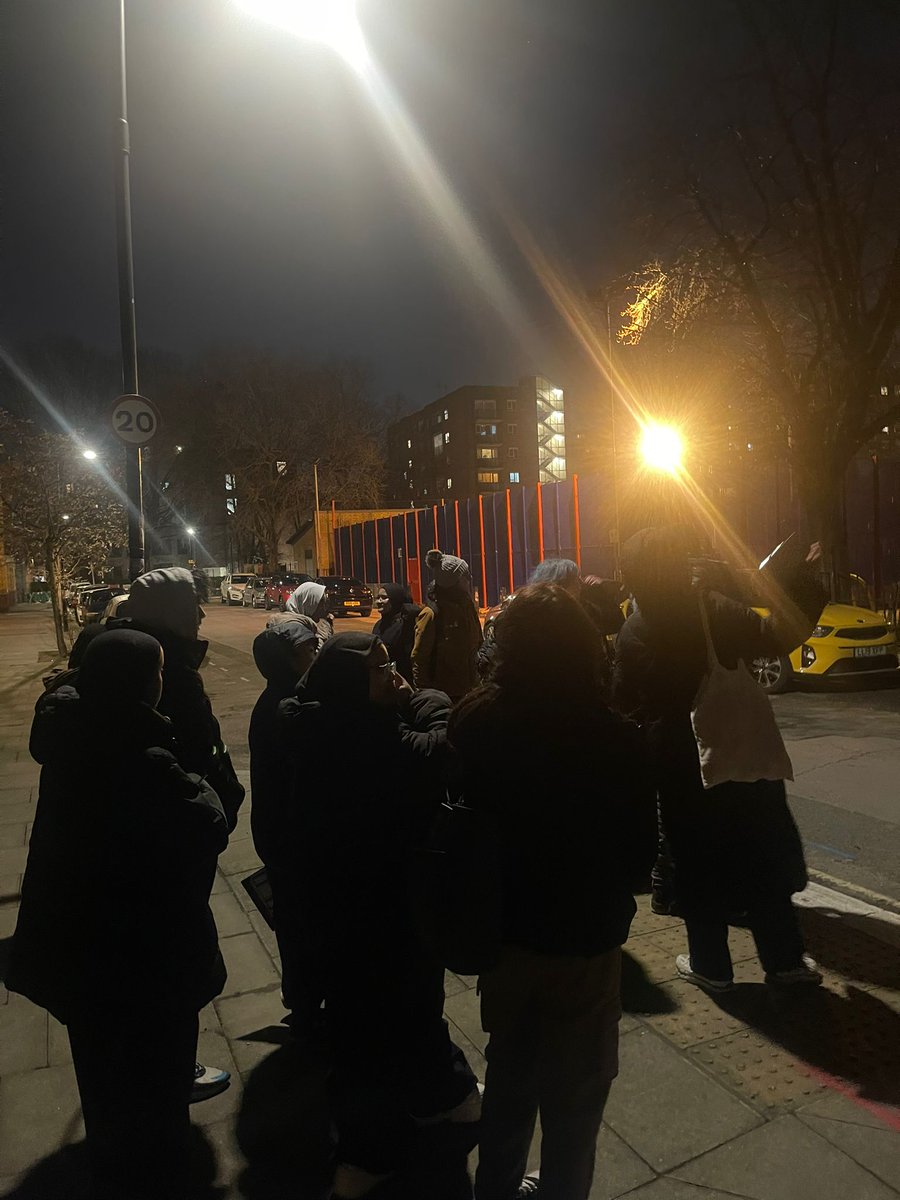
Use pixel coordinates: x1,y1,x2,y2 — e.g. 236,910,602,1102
345,600,360,607
854,645,887,658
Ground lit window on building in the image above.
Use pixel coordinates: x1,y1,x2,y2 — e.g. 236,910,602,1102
444,431,450,444
446,478,452,489
509,471,520,484
477,446,499,460
226,498,237,515
276,461,287,476
508,446,518,459
225,473,235,491
408,459,413,468
444,409,449,421
477,471,500,485
407,438,412,448
475,422,498,438
433,433,443,455
881,385,889,396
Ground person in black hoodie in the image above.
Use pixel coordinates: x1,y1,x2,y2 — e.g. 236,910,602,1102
279,632,479,1200
7,630,229,1200
372,582,420,681
248,616,318,1024
449,585,655,1200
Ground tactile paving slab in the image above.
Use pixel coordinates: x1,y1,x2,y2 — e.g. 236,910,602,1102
690,1029,825,1110
643,979,750,1048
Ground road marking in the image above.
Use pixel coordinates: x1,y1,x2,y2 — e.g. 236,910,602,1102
803,839,856,861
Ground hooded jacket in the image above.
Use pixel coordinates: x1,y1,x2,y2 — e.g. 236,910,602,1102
372,583,420,681
412,589,483,700
249,620,317,867
7,687,228,1022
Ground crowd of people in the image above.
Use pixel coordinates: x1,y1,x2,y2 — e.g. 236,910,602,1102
7,532,826,1200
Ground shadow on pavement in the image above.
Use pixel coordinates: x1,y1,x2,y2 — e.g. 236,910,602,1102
0,935,12,982
799,907,900,989
715,980,900,1110
1,1127,222,1200
233,1035,476,1200
621,950,678,1015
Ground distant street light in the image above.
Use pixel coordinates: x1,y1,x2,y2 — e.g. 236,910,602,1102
185,525,196,537
82,448,99,461
640,423,684,474
186,526,197,564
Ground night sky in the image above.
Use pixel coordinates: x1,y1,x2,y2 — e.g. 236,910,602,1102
1,0,704,409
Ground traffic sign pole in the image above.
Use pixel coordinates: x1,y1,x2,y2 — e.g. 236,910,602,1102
114,0,144,582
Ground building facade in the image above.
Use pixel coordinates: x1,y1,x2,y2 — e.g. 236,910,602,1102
387,376,567,507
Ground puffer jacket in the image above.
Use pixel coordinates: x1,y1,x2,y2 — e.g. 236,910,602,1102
7,688,229,1022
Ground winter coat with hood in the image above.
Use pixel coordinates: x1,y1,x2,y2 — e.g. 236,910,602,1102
108,567,244,829
612,553,824,919
248,618,318,868
278,632,451,964
412,552,483,701
7,633,229,1023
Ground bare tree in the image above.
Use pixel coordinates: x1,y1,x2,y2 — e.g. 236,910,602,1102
0,412,126,655
617,0,900,564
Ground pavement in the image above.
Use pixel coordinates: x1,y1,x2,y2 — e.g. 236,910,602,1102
1,605,899,1199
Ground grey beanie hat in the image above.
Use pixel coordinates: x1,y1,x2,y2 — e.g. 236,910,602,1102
426,548,471,590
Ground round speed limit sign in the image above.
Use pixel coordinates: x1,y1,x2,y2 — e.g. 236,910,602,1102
111,394,159,446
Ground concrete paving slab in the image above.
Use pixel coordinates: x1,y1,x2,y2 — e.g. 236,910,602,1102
590,1123,655,1198
191,1029,242,1128
643,979,750,1049
0,994,48,1075
446,1018,487,1083
210,889,253,938
0,824,27,849
672,1113,899,1199
614,1180,750,1199
0,803,36,827
0,1063,84,1176
796,1095,900,1191
443,985,488,1053
791,751,900,824
443,971,470,997
247,909,280,959
0,875,21,901
798,1091,900,1130
0,904,19,939
215,986,287,1040
48,1015,73,1067
0,846,29,874
603,1028,762,1172
217,836,263,878
218,932,281,997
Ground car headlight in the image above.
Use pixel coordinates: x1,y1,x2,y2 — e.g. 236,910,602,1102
809,625,834,638
801,645,817,667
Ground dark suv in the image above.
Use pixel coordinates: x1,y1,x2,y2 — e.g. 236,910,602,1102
264,574,313,611
317,576,373,617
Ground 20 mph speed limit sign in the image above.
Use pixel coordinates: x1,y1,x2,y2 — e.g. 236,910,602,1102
111,394,160,446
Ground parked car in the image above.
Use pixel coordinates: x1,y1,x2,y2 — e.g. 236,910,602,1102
263,574,313,611
751,601,899,693
243,576,271,608
317,576,373,617
220,573,256,605
77,586,125,626
100,592,132,623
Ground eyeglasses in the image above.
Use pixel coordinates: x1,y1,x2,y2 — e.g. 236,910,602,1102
370,660,396,674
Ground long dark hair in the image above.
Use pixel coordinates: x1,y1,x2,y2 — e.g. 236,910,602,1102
493,583,601,699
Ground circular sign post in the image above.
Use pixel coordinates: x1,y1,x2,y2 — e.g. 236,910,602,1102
111,393,159,446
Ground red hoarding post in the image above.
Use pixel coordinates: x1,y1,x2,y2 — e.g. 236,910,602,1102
454,500,461,556
573,472,582,572
536,482,545,562
505,488,514,593
374,518,381,583
433,505,439,548
389,517,396,582
478,494,487,608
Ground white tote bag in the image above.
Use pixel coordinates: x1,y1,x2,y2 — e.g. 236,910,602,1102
690,597,794,789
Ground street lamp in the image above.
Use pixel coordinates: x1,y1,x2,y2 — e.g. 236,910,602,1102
186,525,196,564
235,0,368,68
640,423,684,474
82,448,98,461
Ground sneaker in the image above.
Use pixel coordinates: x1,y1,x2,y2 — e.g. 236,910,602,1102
675,954,734,994
190,1061,231,1104
765,956,823,987
516,1173,540,1197
413,1083,483,1127
331,1164,393,1199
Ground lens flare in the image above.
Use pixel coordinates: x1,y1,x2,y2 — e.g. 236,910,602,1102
640,424,683,473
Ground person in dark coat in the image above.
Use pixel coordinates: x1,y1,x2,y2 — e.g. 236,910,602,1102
412,550,483,701
110,566,242,1095
612,526,826,992
372,582,420,680
248,617,318,1022
279,632,480,1200
449,584,655,1200
7,630,229,1200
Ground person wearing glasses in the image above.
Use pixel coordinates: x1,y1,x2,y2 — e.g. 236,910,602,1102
279,633,480,1200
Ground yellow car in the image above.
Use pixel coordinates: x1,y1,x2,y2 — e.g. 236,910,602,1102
751,602,899,694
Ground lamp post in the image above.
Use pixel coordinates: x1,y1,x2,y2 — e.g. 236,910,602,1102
114,0,145,581
312,459,322,575
186,525,196,566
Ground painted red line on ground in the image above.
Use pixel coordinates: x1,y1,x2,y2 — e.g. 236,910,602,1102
802,1062,900,1132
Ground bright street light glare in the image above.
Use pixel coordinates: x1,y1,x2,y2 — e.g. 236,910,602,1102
640,423,683,473
236,0,369,70
186,526,196,537
82,449,98,461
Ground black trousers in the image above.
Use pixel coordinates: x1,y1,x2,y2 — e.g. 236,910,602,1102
685,897,807,980
67,1007,199,1200
475,945,621,1200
